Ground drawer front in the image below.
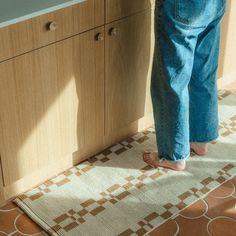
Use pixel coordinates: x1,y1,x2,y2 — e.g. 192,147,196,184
0,0,104,62
105,0,153,23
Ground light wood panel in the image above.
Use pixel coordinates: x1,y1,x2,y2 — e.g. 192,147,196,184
105,0,153,23
0,26,105,186
0,0,104,63
95,0,105,26
218,0,236,88
105,9,153,137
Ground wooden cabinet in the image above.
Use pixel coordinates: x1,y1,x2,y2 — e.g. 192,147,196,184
0,0,154,203
0,26,105,186
105,9,153,136
105,0,153,23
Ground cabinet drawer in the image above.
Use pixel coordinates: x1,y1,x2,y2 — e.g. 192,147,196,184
0,0,104,62
105,0,153,23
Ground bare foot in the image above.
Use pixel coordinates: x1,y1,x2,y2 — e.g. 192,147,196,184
142,151,186,171
190,142,208,156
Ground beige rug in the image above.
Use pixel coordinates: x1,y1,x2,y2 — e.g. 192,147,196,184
14,89,236,236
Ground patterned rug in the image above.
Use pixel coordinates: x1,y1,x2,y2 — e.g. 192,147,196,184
13,89,236,236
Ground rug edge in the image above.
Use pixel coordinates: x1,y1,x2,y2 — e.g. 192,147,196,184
13,197,58,236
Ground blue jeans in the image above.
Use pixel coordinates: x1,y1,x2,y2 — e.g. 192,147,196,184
151,0,226,162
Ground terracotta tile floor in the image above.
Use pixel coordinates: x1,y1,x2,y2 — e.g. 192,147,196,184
149,176,236,236
0,201,45,235
0,82,235,236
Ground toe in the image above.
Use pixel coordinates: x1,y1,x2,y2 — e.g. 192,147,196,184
143,153,150,160
142,151,160,168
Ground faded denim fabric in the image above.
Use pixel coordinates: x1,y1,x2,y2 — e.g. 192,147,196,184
151,0,226,161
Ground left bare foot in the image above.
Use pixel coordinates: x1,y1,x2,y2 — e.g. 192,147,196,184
142,151,186,171
190,142,208,156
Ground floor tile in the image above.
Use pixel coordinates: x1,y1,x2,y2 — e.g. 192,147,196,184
0,202,45,235
15,213,45,234
179,199,207,218
0,207,21,234
174,215,209,236
204,195,236,220
208,217,236,236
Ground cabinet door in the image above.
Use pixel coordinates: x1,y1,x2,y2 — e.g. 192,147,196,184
0,27,104,186
105,9,153,134
105,0,152,23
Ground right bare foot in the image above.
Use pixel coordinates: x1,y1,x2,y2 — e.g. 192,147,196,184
142,151,186,171
190,142,208,156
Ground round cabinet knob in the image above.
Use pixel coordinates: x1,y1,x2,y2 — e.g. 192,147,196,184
47,21,57,31
95,33,104,41
109,27,118,36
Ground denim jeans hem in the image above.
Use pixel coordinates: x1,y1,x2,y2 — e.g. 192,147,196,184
189,134,219,143
160,152,191,162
